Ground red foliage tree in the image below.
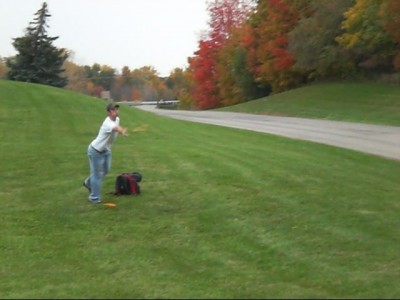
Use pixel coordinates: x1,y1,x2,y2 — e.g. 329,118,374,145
189,0,251,109
245,0,299,92
190,39,219,109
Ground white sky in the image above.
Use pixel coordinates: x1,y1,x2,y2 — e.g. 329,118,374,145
0,0,210,76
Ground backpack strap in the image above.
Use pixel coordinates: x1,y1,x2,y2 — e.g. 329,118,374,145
126,174,140,195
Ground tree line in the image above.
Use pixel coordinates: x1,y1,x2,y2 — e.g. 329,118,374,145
1,0,399,109
0,2,185,102
185,0,400,109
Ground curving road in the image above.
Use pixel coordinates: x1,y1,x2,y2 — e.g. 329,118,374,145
133,105,400,161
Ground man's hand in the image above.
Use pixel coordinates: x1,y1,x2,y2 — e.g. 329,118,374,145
114,126,129,136
121,127,129,137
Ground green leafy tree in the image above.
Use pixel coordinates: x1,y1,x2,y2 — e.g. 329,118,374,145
130,66,160,101
288,0,355,80
111,66,132,101
216,26,269,106
382,0,400,71
84,63,116,91
336,0,395,72
165,68,185,95
6,2,68,87
163,68,186,100
176,67,196,110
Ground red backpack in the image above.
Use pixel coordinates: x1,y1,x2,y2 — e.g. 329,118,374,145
114,172,142,195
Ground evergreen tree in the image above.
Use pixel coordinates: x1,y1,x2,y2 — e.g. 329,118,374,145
6,2,68,87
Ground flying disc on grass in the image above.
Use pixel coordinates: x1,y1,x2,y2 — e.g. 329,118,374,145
103,202,117,207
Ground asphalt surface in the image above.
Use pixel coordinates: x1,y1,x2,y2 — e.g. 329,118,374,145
133,105,400,161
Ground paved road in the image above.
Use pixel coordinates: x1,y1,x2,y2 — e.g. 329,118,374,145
134,105,400,161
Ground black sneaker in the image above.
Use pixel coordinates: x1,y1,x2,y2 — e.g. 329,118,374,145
83,180,91,192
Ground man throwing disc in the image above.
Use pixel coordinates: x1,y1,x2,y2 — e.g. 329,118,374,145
83,103,128,204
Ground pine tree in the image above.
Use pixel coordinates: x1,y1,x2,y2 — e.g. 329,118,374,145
6,2,68,87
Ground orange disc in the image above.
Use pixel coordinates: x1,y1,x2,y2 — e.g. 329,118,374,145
103,202,117,207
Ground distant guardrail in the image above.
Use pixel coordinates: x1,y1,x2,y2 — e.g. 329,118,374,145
117,100,180,109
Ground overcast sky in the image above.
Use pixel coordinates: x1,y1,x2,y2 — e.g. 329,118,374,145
0,0,209,76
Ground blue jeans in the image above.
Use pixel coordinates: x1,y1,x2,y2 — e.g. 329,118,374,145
85,145,111,201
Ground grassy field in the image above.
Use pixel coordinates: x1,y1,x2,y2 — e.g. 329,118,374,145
0,80,399,298
218,81,400,126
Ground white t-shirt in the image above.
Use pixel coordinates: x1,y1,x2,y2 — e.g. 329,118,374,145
90,116,120,152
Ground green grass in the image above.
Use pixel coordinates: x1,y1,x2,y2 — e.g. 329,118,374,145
218,81,400,126
0,80,399,298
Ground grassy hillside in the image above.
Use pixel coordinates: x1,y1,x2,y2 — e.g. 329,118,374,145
0,80,399,298
218,82,400,126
